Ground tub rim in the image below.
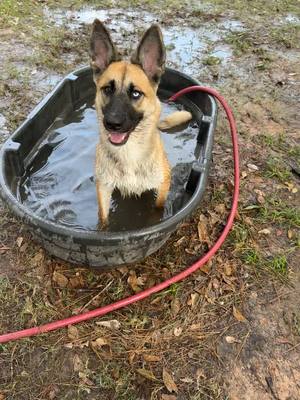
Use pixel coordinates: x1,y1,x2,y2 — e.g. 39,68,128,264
0,66,217,243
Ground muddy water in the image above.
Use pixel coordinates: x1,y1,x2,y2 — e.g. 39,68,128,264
18,99,199,231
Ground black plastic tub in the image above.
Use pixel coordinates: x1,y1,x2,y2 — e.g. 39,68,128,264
0,67,217,268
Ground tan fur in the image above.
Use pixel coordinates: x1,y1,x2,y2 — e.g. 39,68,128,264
95,61,171,225
158,110,192,131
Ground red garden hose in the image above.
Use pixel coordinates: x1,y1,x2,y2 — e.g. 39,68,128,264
0,86,239,344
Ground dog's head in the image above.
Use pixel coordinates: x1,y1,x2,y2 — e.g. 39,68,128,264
89,20,165,146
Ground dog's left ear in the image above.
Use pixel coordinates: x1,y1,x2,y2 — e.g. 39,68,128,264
131,25,165,83
90,19,120,76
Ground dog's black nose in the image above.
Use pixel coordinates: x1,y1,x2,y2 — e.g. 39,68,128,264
104,119,123,131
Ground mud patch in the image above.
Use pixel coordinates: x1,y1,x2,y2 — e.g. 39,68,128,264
44,6,244,74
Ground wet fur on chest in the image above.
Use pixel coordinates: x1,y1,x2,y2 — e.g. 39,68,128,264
95,134,166,196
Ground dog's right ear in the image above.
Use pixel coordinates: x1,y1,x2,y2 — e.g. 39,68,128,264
89,19,120,76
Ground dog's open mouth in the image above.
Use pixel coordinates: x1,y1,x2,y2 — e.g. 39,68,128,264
108,131,130,146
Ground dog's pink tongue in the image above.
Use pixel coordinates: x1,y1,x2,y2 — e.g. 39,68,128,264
109,132,127,144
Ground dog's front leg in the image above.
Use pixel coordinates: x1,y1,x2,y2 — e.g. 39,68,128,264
155,172,171,208
96,181,113,228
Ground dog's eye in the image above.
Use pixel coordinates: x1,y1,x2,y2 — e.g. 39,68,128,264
102,85,114,96
131,90,143,100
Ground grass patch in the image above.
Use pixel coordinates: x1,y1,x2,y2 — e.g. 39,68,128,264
256,133,299,163
229,221,251,253
265,157,291,182
0,62,32,88
288,144,300,159
46,0,189,12
203,0,300,16
256,198,300,228
259,132,286,148
270,23,300,49
242,249,289,280
203,55,221,65
242,248,261,265
224,31,253,55
268,254,288,275
0,0,42,27
254,48,273,70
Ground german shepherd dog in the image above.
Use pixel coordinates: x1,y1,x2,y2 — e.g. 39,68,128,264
89,20,191,226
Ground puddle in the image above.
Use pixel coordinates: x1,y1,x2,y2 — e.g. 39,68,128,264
18,97,199,231
29,69,62,91
44,6,244,74
211,44,233,61
280,14,300,24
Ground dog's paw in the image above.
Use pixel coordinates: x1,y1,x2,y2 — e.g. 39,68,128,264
158,110,192,131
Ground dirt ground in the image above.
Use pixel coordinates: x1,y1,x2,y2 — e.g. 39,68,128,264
0,1,299,399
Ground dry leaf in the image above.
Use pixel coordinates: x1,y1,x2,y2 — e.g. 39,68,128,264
174,236,185,247
0,245,10,254
287,229,293,239
225,336,240,344
91,337,108,347
161,395,177,400
171,297,180,316
96,320,121,329
16,236,23,248
52,271,69,288
78,371,93,386
151,296,162,305
247,163,259,171
137,276,147,286
233,305,247,322
68,276,85,289
30,250,44,266
73,354,84,372
187,293,199,308
117,265,129,274
136,368,158,381
180,377,193,383
163,368,178,393
23,297,33,315
173,327,183,337
258,228,271,235
67,325,79,341
143,354,161,362
285,182,295,192
128,352,136,365
257,195,265,204
128,271,142,293
48,385,59,400
196,368,206,379
215,203,226,214
79,341,89,349
197,216,210,244
200,263,212,275
224,264,233,276
189,323,201,331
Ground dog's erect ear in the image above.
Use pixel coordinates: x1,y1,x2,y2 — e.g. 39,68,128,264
90,19,120,75
131,25,165,83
